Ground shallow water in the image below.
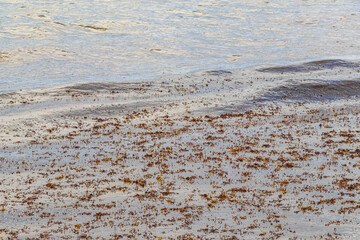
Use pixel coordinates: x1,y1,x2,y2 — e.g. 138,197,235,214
1,0,360,93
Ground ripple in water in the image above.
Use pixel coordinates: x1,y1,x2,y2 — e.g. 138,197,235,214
1,0,360,92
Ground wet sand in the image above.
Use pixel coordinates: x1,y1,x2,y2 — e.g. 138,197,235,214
1,61,360,239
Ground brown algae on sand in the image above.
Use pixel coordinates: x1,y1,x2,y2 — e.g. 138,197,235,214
0,63,360,239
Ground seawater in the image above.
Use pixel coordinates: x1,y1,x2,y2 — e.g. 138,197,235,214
1,0,360,93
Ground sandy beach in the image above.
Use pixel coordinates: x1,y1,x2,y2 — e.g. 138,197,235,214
1,61,360,239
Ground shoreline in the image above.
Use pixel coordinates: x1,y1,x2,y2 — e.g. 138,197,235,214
2,57,360,95
1,62,360,239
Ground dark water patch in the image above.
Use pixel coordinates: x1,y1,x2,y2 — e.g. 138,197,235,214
206,70,232,76
53,21,66,26
60,82,152,94
0,82,153,100
258,60,360,73
75,24,108,31
258,79,360,102
200,79,360,114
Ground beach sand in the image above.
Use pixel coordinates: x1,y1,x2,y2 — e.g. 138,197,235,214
1,60,360,239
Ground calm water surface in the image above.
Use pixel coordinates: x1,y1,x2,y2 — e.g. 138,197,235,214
1,0,360,92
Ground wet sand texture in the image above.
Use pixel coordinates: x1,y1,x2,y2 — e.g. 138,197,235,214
0,61,360,239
